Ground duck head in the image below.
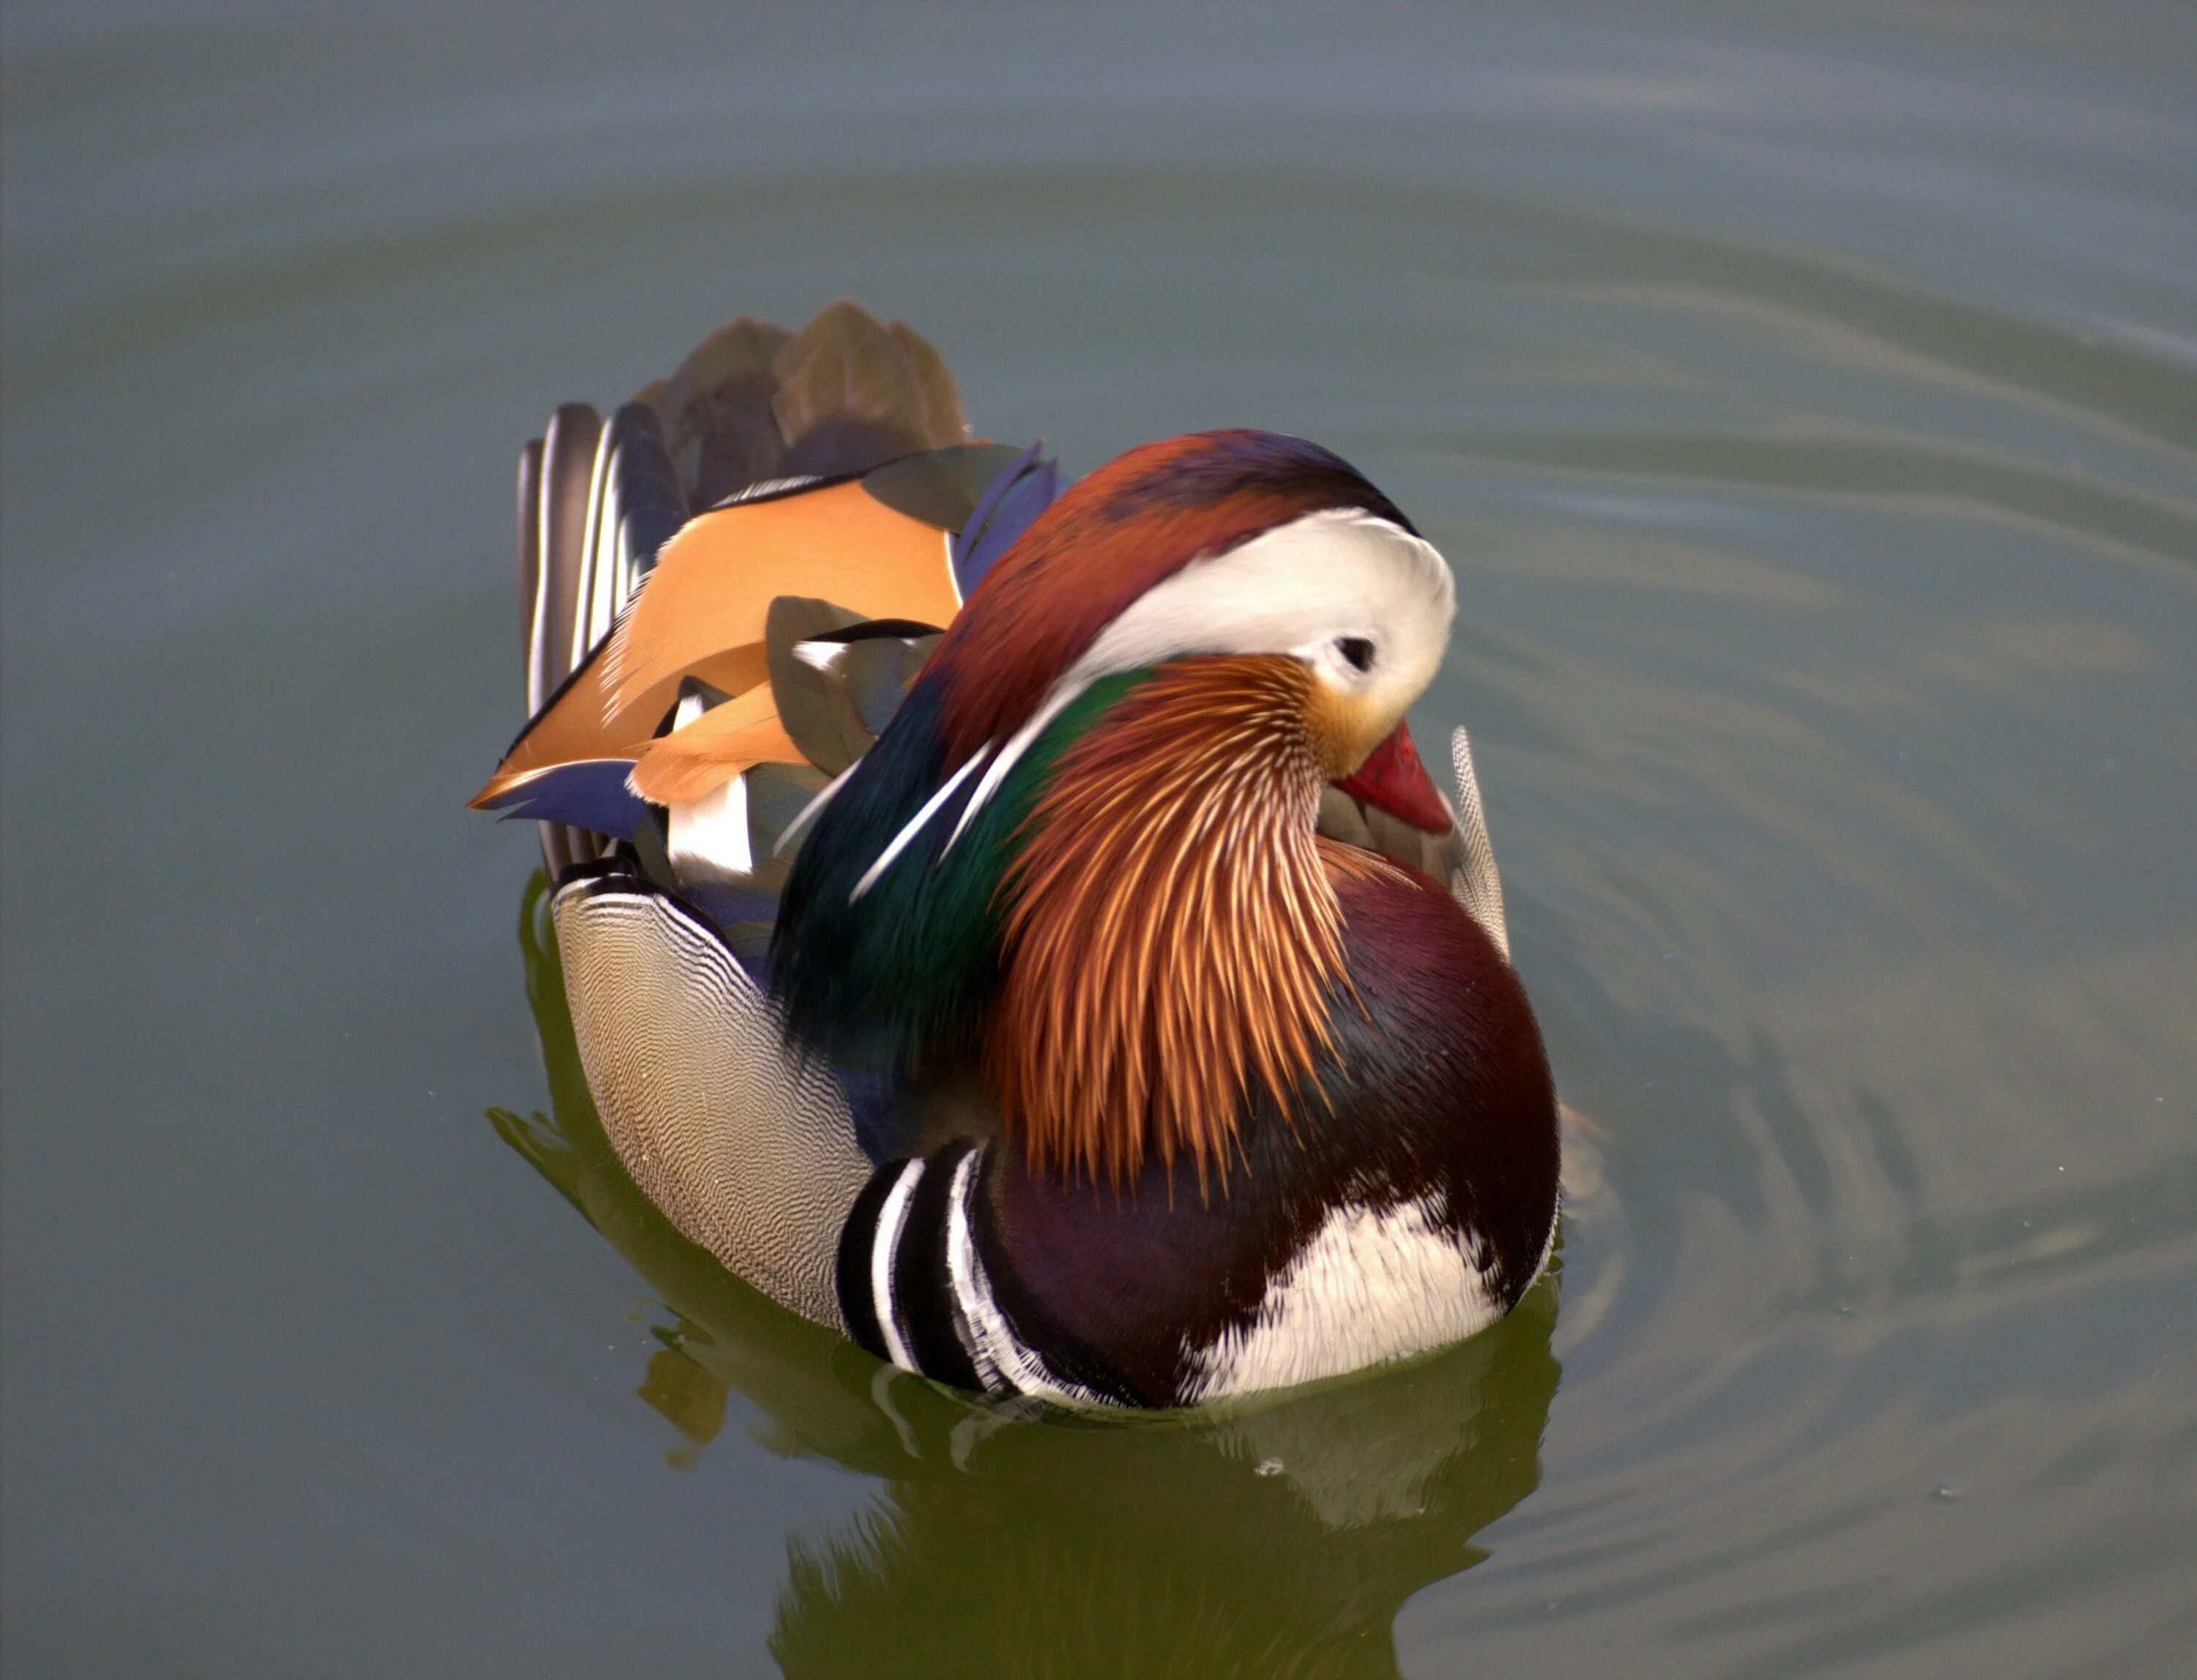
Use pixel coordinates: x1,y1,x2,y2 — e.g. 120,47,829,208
928,429,1455,828
771,428,1465,1183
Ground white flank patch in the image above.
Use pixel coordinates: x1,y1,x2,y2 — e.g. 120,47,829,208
1184,1200,1503,1402
666,772,753,877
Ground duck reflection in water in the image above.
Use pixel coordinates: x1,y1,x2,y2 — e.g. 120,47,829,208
494,875,1562,1679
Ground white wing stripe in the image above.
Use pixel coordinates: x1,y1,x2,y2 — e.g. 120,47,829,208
871,1159,926,1374
773,759,860,856
941,1150,1003,1391
941,681,1088,857
851,743,992,902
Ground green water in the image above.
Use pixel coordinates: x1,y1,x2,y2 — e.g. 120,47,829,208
4,4,2193,1674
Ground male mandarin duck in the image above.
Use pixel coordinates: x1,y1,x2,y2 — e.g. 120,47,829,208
475,302,1558,1408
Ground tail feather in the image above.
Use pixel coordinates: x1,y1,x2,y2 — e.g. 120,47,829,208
576,403,686,673
772,300,970,479
606,403,686,590
525,405,603,873
631,302,969,508
516,437,544,696
888,319,968,452
636,314,793,508
518,404,694,871
529,404,601,714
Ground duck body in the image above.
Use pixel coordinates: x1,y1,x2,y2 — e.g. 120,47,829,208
841,861,1554,1407
477,303,1559,1407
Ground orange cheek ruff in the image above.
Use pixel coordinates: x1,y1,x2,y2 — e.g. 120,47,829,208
986,656,1361,1192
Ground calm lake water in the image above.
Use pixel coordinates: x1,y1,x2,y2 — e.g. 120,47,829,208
5,3,2194,1674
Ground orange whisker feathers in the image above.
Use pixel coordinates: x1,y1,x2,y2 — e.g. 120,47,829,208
986,657,1358,1191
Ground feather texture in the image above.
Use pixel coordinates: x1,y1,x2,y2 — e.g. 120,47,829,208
951,443,1058,598
598,480,959,729
484,309,1561,1408
769,673,1079,1074
516,438,544,699
1447,725,1509,959
554,865,870,1327
474,483,956,816
529,404,602,721
771,300,970,477
771,434,1431,1088
989,655,1400,1188
633,315,792,509
626,683,802,808
487,303,1029,849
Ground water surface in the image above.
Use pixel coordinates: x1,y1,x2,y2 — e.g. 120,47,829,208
4,3,2194,1674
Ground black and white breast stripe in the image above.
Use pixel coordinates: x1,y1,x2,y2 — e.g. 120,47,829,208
836,1142,1118,1407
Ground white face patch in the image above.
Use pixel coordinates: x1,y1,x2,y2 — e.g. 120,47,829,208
1072,507,1455,743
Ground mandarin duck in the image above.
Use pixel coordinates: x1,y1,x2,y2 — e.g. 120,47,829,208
475,301,1559,1408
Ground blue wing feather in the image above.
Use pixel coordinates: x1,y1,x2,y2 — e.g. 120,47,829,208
952,445,1061,598
482,759,647,838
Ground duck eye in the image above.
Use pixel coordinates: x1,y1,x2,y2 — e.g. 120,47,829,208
1336,636,1376,674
